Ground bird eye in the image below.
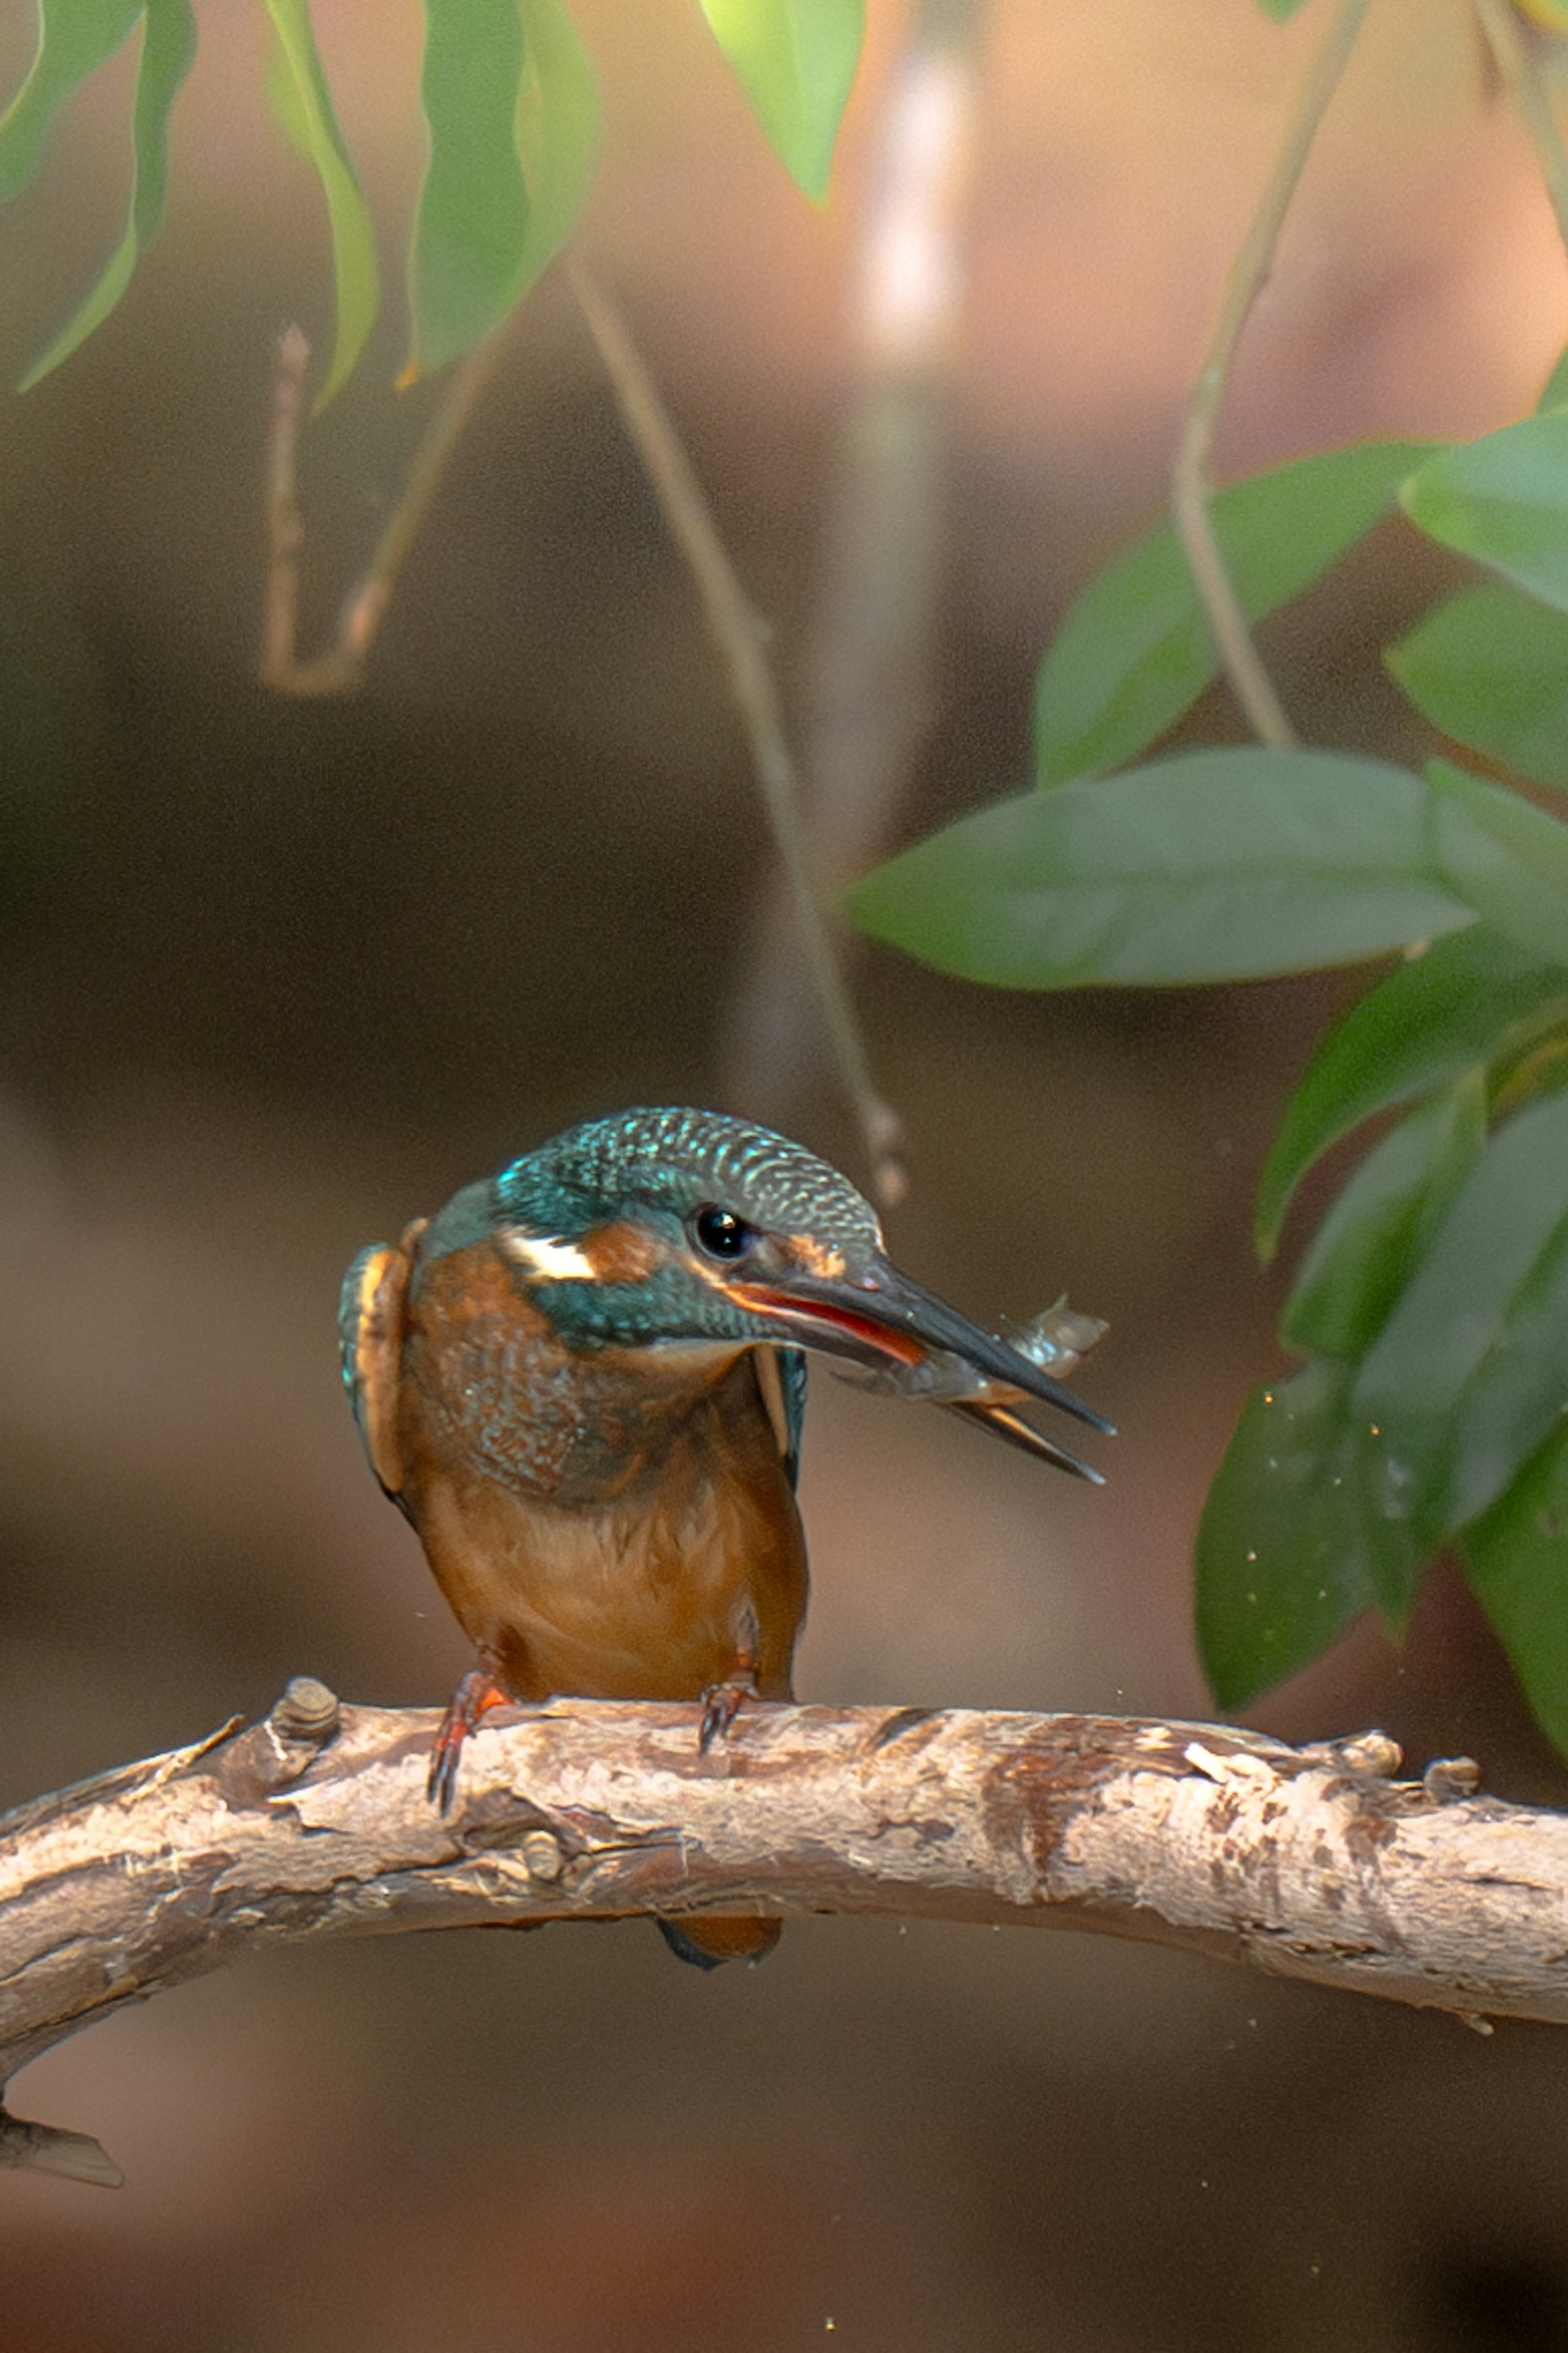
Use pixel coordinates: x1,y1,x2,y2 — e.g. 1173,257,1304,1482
691,1204,758,1261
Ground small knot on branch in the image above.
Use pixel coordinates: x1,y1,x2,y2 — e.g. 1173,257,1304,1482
1424,1755,1482,1805
249,1676,343,1789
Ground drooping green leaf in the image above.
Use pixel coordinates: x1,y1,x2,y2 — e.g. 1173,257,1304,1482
410,0,528,374
263,0,379,410
1255,924,1568,1258
1281,1072,1487,1359
1353,1082,1568,1543
1250,0,1315,18
1428,759,1568,967
1462,1422,1568,1759
509,0,600,292
1403,410,1568,613
847,749,1475,989
699,0,863,201
0,0,143,200
408,0,598,377
1387,584,1568,792
1033,441,1429,788
1196,1357,1424,1707
17,0,196,391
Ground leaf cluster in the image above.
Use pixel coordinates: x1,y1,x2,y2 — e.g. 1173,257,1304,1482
850,390,1568,1753
9,0,1568,1759
0,0,864,399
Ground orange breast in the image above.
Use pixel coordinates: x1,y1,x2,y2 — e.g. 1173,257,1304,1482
394,1243,809,1705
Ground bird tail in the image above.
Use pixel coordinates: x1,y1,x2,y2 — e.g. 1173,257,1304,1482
657,1916,782,1970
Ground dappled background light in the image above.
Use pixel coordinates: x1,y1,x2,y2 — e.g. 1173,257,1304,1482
0,1,1566,2346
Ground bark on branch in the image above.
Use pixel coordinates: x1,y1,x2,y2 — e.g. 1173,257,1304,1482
2,1682,1565,2185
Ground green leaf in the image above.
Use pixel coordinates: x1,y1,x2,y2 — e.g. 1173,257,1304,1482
1462,1422,1568,1759
847,749,1476,989
410,0,528,375
1403,410,1568,613
699,0,863,201
408,0,598,377
0,0,143,200
1281,1072,1487,1358
1353,1082,1568,1542
1255,923,1568,1258
17,0,196,391
510,0,601,290
1033,441,1429,788
1428,759,1568,967
1251,0,1315,17
1387,584,1568,792
264,0,379,410
1196,1357,1423,1707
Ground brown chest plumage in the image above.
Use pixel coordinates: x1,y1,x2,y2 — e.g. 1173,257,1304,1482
356,1231,809,1708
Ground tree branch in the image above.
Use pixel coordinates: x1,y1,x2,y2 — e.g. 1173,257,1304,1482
3,1681,1566,2185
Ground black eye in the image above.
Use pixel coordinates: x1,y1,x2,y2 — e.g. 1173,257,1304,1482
692,1204,758,1261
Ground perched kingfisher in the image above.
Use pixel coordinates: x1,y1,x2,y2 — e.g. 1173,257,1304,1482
339,1107,1111,1969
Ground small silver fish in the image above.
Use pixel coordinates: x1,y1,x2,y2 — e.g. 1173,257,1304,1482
832,1298,1109,1479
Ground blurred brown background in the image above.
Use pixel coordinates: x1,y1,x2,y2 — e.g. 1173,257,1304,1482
1,1,1567,2345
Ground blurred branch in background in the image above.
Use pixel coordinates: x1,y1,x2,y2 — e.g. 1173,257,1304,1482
4,1684,1565,2188
720,0,981,1172
567,258,906,1203
256,269,905,1200
1170,0,1370,746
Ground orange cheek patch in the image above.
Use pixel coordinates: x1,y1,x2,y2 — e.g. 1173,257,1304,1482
580,1220,664,1284
786,1234,848,1279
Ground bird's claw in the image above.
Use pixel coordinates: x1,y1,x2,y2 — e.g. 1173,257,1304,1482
428,1667,513,1812
697,1677,756,1752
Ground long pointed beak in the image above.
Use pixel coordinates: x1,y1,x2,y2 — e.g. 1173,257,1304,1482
721,1260,1114,1482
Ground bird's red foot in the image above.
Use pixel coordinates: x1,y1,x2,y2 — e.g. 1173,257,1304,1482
428,1667,514,1812
698,1674,758,1753
699,1600,762,1752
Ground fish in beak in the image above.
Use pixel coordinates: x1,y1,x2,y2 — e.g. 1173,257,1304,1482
720,1260,1114,1483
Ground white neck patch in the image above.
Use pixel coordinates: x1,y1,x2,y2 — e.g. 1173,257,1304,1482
500,1229,597,1282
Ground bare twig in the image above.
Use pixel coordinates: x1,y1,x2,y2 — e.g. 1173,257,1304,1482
4,1681,1567,2186
1171,0,1371,746
260,325,510,697
1474,0,1568,266
721,6,979,1157
566,258,906,1206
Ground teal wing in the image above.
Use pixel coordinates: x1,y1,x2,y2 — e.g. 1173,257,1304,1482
779,1346,807,1492
337,1245,383,1454
338,1242,412,1513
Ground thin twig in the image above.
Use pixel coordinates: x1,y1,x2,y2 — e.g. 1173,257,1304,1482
260,325,510,697
259,326,314,689
1171,0,1372,746
2,1684,1563,2186
720,5,978,1159
566,257,906,1207
1474,0,1568,264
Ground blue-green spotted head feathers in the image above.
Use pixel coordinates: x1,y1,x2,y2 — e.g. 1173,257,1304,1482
498,1108,884,1266
466,1107,882,1352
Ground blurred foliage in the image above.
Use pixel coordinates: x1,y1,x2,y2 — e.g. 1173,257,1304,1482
854,59,1568,1744
0,0,864,393
7,0,1568,1764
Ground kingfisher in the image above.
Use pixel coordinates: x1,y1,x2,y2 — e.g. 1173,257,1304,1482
339,1107,1110,1969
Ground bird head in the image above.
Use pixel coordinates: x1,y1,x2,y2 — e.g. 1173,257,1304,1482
435,1107,1111,1480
